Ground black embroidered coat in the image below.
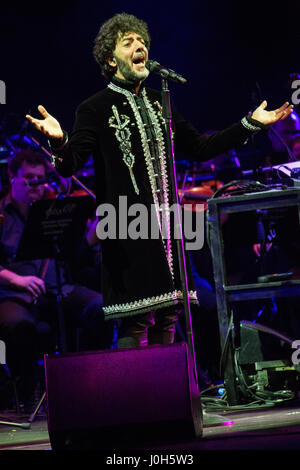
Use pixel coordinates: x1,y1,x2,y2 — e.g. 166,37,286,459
53,77,254,319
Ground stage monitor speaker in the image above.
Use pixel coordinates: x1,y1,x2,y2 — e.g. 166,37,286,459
238,323,264,365
44,342,202,450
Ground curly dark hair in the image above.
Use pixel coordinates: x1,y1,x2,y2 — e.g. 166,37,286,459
93,13,151,80
8,149,48,176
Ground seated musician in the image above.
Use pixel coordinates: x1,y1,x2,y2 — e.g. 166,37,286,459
0,149,113,413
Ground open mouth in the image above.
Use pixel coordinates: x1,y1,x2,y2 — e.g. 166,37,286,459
132,54,146,67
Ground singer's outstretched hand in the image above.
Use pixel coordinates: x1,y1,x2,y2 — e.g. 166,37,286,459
251,101,294,126
26,105,64,140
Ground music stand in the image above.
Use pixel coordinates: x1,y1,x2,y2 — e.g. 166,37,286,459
17,195,95,352
16,196,95,423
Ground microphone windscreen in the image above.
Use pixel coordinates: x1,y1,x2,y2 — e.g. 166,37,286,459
145,60,160,72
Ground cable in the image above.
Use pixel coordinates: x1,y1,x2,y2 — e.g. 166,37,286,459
201,317,296,413
233,348,294,406
211,180,269,199
240,320,294,346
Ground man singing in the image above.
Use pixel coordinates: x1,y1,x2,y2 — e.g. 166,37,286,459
26,13,293,348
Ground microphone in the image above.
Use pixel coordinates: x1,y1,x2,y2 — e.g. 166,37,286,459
146,60,187,84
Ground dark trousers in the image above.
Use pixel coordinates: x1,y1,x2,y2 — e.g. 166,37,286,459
0,299,41,404
117,307,180,348
0,286,113,404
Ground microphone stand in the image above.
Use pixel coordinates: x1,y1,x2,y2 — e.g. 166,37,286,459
161,77,198,386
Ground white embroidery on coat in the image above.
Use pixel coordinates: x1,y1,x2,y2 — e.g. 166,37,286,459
103,290,198,315
108,105,139,195
107,82,174,279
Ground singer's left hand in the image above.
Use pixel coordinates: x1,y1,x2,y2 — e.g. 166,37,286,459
251,101,293,125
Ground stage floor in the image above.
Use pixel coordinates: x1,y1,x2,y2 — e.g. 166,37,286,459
1,399,300,451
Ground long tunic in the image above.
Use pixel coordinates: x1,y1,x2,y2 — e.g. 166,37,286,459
53,76,256,319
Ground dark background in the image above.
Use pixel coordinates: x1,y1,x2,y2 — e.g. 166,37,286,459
1,1,300,375
1,0,300,150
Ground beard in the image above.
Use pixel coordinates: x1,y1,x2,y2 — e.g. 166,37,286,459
114,55,149,83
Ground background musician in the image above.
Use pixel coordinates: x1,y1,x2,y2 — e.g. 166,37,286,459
0,149,113,413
